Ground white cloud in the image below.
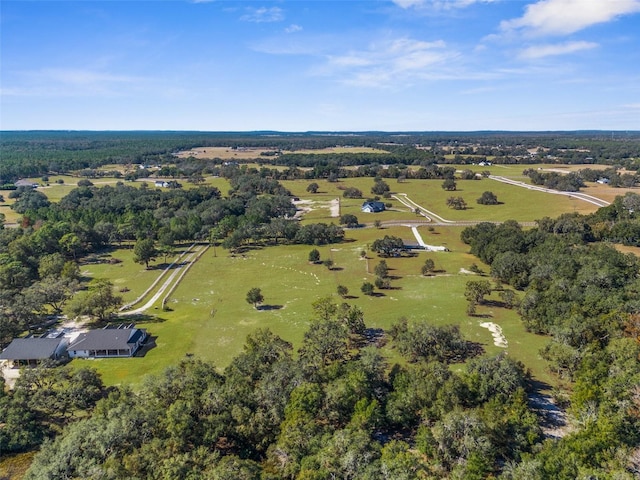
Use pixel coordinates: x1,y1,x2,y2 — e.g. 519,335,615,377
501,0,640,36
519,40,598,59
3,68,150,97
320,38,458,87
392,0,426,7
392,0,496,9
285,24,302,34
240,6,284,23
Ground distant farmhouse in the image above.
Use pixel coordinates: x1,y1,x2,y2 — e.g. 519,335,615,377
0,337,67,367
361,201,386,213
154,180,170,188
67,325,147,359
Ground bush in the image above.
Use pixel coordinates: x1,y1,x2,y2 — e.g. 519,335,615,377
343,187,363,198
477,191,499,205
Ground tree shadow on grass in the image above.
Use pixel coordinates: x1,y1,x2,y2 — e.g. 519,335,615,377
257,304,283,311
469,313,493,319
150,262,182,271
112,314,168,324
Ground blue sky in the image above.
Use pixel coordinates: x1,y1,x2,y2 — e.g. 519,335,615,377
1,0,639,131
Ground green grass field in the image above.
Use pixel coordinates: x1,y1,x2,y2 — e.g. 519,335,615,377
18,167,611,390
282,174,599,225
79,223,556,389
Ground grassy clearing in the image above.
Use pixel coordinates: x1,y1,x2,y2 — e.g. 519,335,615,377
175,146,388,160
80,245,193,305
1,196,20,225
175,147,275,160
290,146,389,155
284,176,600,224
45,166,607,390
0,451,36,480
76,224,557,389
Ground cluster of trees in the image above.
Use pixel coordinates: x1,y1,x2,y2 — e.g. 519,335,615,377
370,235,405,257
12,296,556,479
339,214,359,228
460,216,640,476
586,192,640,246
523,169,585,192
578,167,639,187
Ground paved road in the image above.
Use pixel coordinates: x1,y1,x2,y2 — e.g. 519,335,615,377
489,175,610,207
121,245,206,316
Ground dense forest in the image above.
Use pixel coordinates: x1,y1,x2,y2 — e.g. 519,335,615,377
1,131,640,478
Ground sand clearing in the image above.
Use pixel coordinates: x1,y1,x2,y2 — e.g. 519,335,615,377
480,321,508,347
330,198,340,217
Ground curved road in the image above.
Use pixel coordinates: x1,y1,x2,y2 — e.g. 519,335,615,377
489,175,610,208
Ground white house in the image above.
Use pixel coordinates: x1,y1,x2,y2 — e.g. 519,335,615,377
361,201,386,213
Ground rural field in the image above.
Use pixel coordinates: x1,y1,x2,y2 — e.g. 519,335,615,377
5,164,631,390
174,145,389,160
79,226,556,388
64,168,611,390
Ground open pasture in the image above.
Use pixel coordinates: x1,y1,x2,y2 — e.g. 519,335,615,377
290,146,389,155
0,195,20,225
39,163,609,388
284,174,601,224
175,146,277,160
77,224,556,388
80,245,194,304
175,145,388,160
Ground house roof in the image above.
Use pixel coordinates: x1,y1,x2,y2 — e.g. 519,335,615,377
67,328,145,352
0,338,64,361
362,201,385,211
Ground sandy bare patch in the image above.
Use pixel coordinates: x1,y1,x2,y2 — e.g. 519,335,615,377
174,146,276,160
330,198,340,217
459,268,476,274
480,321,508,347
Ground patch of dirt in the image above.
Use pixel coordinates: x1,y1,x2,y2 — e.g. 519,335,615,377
529,392,572,439
330,198,340,217
479,321,507,347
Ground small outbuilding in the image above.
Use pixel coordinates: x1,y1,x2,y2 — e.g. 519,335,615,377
0,337,67,367
361,201,386,213
67,325,147,358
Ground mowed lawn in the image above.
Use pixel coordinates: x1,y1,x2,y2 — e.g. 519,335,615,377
77,224,557,388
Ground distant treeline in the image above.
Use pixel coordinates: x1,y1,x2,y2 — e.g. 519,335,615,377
2,131,639,183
